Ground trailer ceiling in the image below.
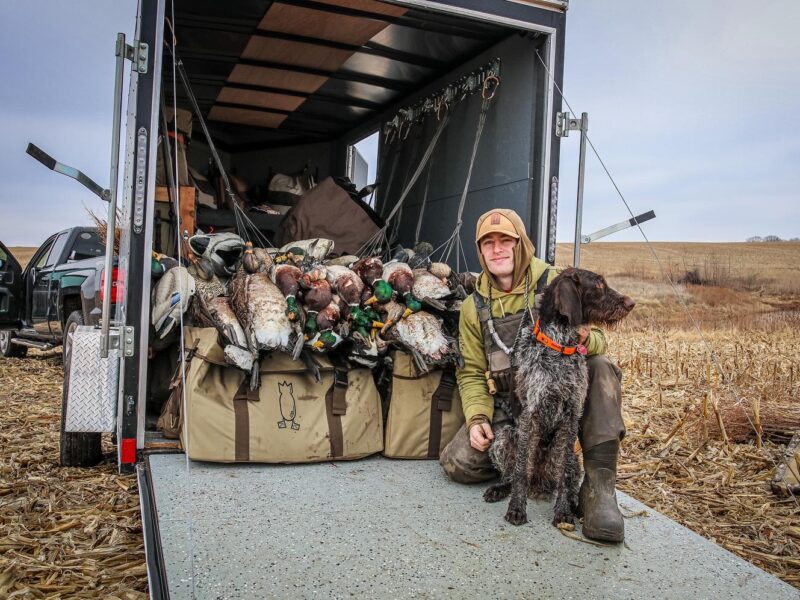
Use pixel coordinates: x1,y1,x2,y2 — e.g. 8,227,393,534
164,0,525,152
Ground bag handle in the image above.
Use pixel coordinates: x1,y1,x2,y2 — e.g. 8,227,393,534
324,368,348,458
427,367,457,458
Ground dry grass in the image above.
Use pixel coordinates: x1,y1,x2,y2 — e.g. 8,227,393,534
557,241,800,295
8,248,37,269
0,353,146,598
0,242,797,595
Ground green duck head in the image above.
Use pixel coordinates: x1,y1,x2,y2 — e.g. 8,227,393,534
403,292,423,315
285,295,299,322
311,330,341,351
349,306,369,328
305,311,319,334
365,279,393,305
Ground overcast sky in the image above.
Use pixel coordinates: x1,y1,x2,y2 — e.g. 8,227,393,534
1,0,798,247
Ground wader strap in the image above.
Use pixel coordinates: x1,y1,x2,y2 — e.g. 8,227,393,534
325,380,345,459
232,378,258,461
427,368,456,458
535,268,552,295
472,292,495,354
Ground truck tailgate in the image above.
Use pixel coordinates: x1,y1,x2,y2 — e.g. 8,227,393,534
139,454,796,599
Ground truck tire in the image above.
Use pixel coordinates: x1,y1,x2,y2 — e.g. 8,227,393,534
63,310,84,371
60,320,103,467
0,330,27,358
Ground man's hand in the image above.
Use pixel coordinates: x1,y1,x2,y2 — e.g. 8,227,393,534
577,325,590,345
469,420,494,452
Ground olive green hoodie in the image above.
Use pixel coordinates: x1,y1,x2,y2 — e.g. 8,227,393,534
457,210,607,425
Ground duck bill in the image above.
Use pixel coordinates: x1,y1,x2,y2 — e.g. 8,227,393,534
364,296,378,306
402,308,414,319
312,341,325,349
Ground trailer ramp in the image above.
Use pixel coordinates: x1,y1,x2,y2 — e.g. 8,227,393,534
140,454,797,599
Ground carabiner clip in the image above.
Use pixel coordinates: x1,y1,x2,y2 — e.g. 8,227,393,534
482,74,500,100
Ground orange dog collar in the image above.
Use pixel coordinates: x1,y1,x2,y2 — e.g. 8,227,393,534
532,319,587,356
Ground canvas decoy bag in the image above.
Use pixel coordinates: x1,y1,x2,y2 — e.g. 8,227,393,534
159,327,384,463
383,351,464,459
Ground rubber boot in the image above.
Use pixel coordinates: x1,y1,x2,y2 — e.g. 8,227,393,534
579,439,624,542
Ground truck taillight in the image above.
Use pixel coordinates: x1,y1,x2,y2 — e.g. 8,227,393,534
100,267,124,304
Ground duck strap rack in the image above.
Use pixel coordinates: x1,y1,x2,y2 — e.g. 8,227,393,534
358,60,501,260
433,71,499,273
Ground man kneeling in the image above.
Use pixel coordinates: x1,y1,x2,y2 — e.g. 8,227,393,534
439,209,627,542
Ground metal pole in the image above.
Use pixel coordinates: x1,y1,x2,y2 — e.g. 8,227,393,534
100,33,126,358
573,112,588,268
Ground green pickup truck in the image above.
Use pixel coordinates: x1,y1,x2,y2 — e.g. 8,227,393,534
0,227,109,360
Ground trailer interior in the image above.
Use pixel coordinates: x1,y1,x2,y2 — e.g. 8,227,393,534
140,0,566,435
155,0,563,270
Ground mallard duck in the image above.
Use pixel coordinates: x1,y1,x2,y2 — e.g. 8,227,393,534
412,268,451,310
352,256,384,287
316,300,341,333
372,299,405,334
380,261,422,316
301,279,333,334
382,310,461,373
325,265,369,332
306,329,343,352
270,262,303,321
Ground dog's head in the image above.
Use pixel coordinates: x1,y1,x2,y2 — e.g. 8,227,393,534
540,268,635,328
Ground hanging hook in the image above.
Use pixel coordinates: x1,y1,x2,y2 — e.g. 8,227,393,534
482,75,500,100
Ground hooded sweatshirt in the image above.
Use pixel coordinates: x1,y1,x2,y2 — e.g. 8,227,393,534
456,209,607,425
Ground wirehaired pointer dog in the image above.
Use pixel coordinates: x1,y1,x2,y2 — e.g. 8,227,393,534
484,268,634,526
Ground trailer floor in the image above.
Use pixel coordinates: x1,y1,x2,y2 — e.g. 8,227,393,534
144,453,797,599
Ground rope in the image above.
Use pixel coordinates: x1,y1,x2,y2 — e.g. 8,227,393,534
534,49,798,509
165,9,198,599
414,153,434,246
356,113,451,258
440,88,495,269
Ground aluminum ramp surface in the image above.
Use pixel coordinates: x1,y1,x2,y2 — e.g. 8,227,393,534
144,454,798,599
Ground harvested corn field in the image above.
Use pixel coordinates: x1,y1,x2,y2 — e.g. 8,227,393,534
0,353,146,599
1,243,799,596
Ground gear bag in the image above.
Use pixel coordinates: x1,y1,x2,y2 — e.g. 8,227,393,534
161,327,383,463
383,351,464,459
278,176,383,256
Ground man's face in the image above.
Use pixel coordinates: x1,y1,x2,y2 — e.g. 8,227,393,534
479,232,517,279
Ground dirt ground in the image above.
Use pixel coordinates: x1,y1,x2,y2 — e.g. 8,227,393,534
0,242,798,596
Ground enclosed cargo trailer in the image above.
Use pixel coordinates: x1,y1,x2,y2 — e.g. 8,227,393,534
48,2,800,598
107,0,568,471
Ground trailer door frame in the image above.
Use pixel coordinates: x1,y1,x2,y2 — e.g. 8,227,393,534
119,0,564,472
116,0,165,473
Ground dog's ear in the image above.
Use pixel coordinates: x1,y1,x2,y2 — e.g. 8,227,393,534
552,274,583,326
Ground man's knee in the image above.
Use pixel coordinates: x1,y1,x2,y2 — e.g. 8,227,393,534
586,354,622,383
439,431,496,484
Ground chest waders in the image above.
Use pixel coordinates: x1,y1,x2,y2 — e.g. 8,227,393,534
473,269,551,421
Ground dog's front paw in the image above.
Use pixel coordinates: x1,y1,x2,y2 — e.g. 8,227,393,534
504,504,528,526
484,483,511,503
552,511,575,528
